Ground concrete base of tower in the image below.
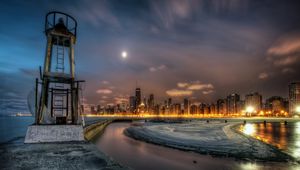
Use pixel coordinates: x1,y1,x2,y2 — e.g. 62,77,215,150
24,125,85,143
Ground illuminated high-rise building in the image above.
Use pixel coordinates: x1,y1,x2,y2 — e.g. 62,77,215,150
174,103,181,115
148,94,154,113
190,104,198,114
154,104,160,115
129,96,136,113
97,105,101,113
245,92,262,113
198,103,206,115
210,104,216,114
203,105,210,115
265,96,285,116
237,100,245,114
217,99,227,115
168,98,172,107
135,88,141,107
183,98,190,114
90,105,96,114
289,82,300,116
227,93,240,115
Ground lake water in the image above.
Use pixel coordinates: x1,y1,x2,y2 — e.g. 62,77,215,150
239,122,300,160
95,122,298,170
0,116,34,143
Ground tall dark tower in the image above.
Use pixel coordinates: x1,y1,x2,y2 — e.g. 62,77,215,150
135,88,141,107
35,12,84,125
289,82,300,116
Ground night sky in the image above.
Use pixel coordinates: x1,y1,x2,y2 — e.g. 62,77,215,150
1,0,300,115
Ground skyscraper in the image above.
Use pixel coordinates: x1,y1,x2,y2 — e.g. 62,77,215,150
217,99,227,115
289,82,300,116
129,96,136,113
135,88,141,107
245,92,262,113
190,104,198,114
183,98,190,114
148,94,154,114
227,93,240,115
97,105,101,113
265,96,285,116
210,104,216,115
90,105,96,114
168,98,172,108
203,105,210,115
174,103,181,115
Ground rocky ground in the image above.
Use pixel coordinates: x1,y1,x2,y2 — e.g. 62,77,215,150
0,138,129,170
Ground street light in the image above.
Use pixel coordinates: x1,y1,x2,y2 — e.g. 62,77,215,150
246,106,254,117
296,106,300,113
246,106,254,113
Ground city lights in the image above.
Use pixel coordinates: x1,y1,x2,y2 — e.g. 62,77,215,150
246,106,254,113
296,106,300,113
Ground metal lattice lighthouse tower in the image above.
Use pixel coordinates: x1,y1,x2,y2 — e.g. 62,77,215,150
37,11,84,125
25,12,85,143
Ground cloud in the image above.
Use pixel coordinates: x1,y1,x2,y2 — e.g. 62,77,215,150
114,97,128,104
282,68,294,74
96,88,112,94
177,82,189,88
99,100,106,103
202,90,214,95
187,83,214,90
267,33,300,67
150,0,249,29
268,36,300,56
149,64,167,72
166,89,193,97
150,0,193,29
177,81,214,91
272,55,299,66
101,96,108,99
258,72,268,79
71,0,120,28
169,81,214,97
101,80,109,84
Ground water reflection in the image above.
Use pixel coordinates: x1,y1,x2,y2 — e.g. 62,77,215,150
240,124,255,135
239,121,300,159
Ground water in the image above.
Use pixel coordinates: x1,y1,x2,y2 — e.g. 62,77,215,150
239,122,300,159
96,122,297,170
0,116,34,143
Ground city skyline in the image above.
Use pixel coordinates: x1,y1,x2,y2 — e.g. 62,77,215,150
84,82,297,117
1,0,300,115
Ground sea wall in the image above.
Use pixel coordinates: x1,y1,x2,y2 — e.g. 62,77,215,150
84,120,113,141
24,125,85,143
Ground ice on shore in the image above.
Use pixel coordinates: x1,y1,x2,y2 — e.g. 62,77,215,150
124,121,294,162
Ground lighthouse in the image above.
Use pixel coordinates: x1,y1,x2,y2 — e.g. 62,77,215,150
25,12,85,143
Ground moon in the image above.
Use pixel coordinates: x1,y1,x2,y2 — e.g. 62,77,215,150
121,51,127,58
